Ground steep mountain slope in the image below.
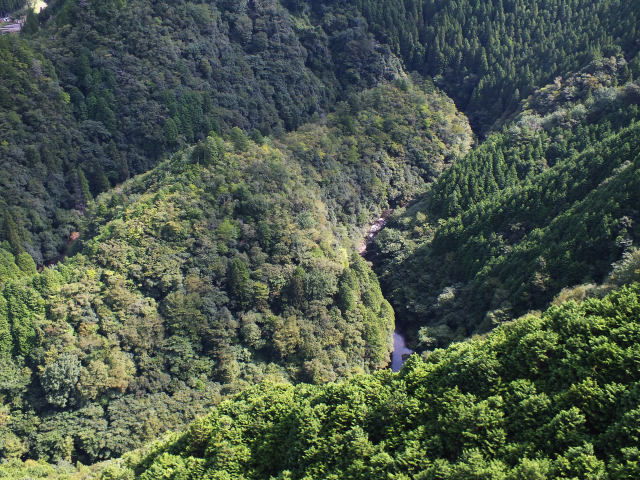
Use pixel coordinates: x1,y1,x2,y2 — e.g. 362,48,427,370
69,282,640,479
1,1,639,477
0,35,85,263
373,62,640,346
0,0,25,14
4,0,639,260
297,0,640,133
0,81,471,463
1,0,404,261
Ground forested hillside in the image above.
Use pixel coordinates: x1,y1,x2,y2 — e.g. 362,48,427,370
0,35,84,263
0,81,471,463
5,0,640,261
1,0,405,261
21,281,636,479
0,0,25,14
295,0,640,132
1,0,640,478
373,61,640,346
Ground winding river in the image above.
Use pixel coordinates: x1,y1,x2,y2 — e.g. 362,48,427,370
359,211,414,371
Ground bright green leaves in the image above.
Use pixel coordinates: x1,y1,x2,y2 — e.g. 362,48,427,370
227,258,252,310
131,284,640,479
138,452,206,480
15,252,36,276
3,281,43,357
40,353,82,408
191,134,225,166
0,248,21,282
433,389,506,458
0,294,10,357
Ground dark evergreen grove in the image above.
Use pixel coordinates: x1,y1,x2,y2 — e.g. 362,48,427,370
0,0,26,15
294,0,639,133
372,58,640,347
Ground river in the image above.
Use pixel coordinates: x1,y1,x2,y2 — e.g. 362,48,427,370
358,209,392,255
391,331,413,372
359,210,413,371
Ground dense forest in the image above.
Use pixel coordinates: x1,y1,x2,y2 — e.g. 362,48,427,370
372,59,640,347
1,0,405,261
293,0,640,132
127,283,640,479
4,281,639,478
0,0,25,15
0,81,471,463
0,0,639,478
2,0,639,261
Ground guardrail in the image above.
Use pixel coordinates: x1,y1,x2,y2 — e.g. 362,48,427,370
1,17,23,34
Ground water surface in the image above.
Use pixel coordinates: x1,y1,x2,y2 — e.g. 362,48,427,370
391,331,413,372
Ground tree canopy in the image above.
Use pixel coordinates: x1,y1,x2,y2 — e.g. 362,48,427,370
103,283,640,479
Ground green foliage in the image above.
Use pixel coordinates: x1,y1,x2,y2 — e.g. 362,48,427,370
1,208,23,255
125,284,640,479
190,134,224,166
0,35,82,262
0,457,116,479
163,118,179,146
0,246,22,281
0,293,10,357
229,127,248,152
3,281,43,356
301,0,639,133
0,82,468,463
15,251,36,275
0,0,25,14
1,2,638,475
374,73,640,344
76,168,92,208
21,8,39,35
40,353,82,408
0,0,409,261
608,248,640,287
